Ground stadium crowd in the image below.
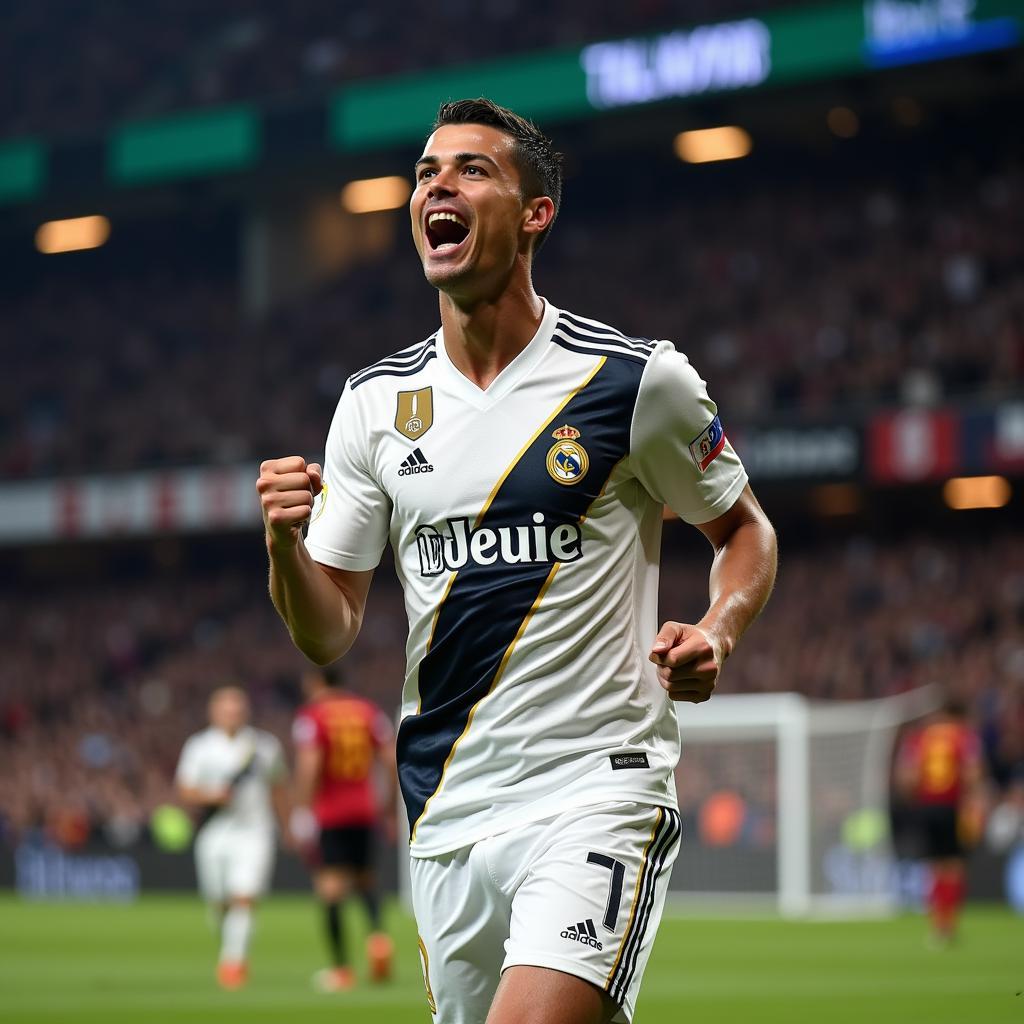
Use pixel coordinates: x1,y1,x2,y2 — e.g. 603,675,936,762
2,532,1022,848
4,152,1022,479
2,0,814,139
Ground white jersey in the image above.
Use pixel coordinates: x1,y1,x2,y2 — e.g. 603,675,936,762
175,726,285,833
306,301,747,857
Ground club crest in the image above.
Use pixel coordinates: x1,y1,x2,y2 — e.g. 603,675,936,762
395,387,434,441
546,424,589,486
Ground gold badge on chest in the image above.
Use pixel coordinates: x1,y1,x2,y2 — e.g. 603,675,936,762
395,387,434,441
546,424,589,485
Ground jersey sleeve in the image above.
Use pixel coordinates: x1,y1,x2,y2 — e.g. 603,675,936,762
629,340,748,525
174,736,202,788
370,708,395,748
292,711,325,751
305,381,391,571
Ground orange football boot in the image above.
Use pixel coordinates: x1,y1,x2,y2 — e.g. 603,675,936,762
367,932,394,982
216,960,248,990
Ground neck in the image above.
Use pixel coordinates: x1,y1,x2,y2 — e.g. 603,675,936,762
438,271,544,390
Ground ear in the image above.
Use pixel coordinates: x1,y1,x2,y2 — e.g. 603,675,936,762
521,196,555,247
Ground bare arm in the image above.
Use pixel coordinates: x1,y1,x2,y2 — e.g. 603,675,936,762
377,740,400,840
258,456,373,664
177,784,229,808
271,781,291,836
650,484,777,702
293,743,324,812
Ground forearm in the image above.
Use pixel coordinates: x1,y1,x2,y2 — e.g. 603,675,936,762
178,785,223,807
271,786,291,833
267,537,361,664
292,748,322,811
697,516,777,657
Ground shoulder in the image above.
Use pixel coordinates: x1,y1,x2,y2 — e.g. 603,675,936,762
550,308,660,366
292,707,322,746
347,331,440,392
183,728,212,750
255,728,283,750
293,701,317,721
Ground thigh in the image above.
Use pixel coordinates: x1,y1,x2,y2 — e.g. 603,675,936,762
225,831,275,900
411,845,510,1024
194,826,228,903
488,965,617,1024
503,803,681,1024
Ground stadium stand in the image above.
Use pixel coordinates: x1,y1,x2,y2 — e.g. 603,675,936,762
2,532,1022,847
3,150,1021,478
0,0,816,138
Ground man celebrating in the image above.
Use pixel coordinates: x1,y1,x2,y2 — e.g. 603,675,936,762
291,665,398,991
176,687,288,989
258,98,777,1023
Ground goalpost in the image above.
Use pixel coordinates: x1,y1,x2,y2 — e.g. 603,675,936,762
669,687,939,917
396,687,939,918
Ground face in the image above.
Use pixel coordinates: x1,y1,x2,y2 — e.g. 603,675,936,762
410,123,551,298
209,688,249,734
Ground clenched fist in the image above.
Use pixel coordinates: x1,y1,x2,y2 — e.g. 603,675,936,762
649,622,726,703
257,457,322,548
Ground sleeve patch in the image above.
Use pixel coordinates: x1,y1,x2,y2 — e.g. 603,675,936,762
688,415,727,473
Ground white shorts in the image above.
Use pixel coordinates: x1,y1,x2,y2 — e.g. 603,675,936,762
410,801,681,1024
194,823,275,903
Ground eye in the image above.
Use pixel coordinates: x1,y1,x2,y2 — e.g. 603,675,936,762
417,168,435,181
464,165,486,176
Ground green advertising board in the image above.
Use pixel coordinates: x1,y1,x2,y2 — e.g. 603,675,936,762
331,0,1023,151
0,140,45,204
109,105,261,185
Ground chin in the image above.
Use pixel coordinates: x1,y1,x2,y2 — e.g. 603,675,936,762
422,260,470,290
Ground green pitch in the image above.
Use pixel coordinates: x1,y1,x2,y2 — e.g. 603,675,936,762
0,894,1020,1023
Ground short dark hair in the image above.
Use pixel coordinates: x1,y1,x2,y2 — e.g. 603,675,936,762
320,663,344,688
433,97,563,253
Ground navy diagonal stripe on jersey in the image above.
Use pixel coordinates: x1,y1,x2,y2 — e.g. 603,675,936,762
397,354,646,831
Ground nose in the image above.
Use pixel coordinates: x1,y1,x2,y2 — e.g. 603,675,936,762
426,166,458,200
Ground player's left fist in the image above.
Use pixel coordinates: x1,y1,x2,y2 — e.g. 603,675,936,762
649,622,725,703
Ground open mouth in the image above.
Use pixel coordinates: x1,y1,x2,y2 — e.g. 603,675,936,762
425,211,470,253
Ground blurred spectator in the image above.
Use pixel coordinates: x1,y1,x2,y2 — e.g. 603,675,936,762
2,154,1022,479
0,0,817,139
2,531,1022,848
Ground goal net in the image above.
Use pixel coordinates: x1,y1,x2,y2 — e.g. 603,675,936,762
670,688,939,916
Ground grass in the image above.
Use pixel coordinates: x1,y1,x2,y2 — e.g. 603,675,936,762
0,894,1021,1023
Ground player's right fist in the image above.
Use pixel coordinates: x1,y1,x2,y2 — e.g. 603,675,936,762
257,457,323,548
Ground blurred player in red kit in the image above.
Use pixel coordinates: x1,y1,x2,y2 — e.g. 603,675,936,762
290,665,399,991
897,697,984,945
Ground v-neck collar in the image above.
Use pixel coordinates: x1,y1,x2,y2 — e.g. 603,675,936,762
435,299,558,410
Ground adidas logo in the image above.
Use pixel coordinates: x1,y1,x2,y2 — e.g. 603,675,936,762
398,448,434,477
560,919,603,950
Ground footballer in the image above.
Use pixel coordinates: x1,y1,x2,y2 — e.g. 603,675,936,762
258,98,777,1023
175,687,289,989
291,665,398,990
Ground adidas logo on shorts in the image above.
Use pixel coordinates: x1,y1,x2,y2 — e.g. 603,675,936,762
561,919,603,950
398,448,434,476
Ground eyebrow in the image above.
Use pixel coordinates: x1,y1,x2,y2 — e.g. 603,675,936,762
414,151,501,171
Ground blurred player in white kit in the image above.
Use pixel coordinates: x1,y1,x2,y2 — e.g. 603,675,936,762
175,686,289,989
